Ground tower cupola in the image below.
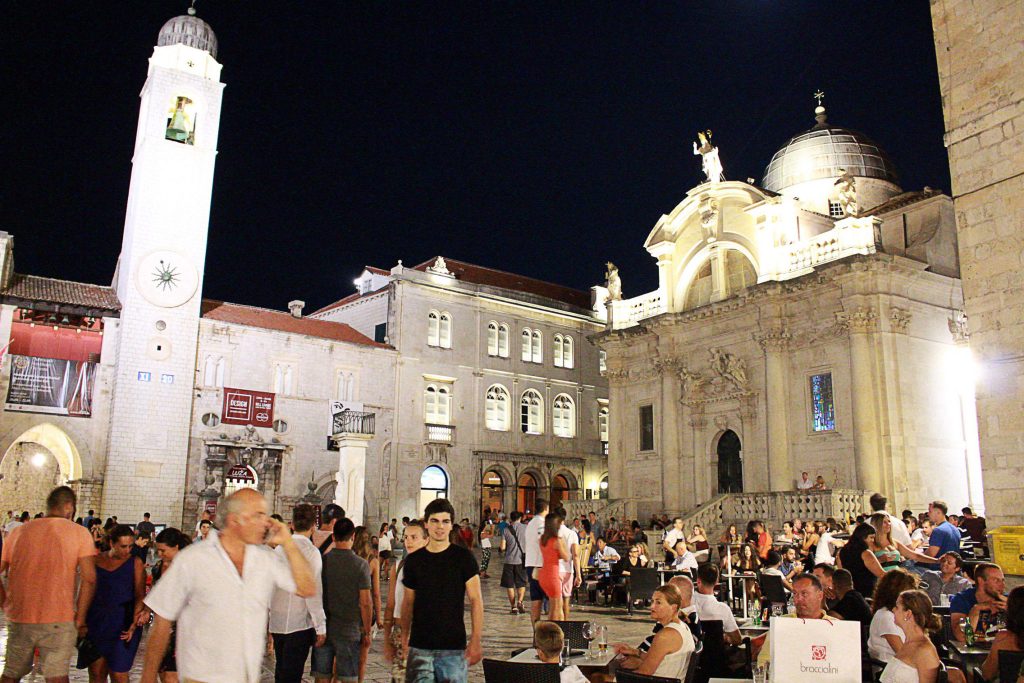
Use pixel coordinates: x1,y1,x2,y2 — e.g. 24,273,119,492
157,8,218,58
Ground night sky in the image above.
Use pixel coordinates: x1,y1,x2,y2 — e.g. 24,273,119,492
2,2,949,312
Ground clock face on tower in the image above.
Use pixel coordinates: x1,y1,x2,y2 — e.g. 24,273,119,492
136,250,199,308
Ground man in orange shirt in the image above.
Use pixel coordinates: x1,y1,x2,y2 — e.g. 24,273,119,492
0,486,97,683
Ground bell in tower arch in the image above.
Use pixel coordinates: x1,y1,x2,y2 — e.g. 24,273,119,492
165,96,195,145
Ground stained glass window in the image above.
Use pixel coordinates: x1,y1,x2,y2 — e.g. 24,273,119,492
810,373,836,432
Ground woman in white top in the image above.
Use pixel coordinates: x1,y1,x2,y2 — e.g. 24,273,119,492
611,584,695,678
869,569,919,662
880,589,943,683
383,520,429,681
378,522,393,577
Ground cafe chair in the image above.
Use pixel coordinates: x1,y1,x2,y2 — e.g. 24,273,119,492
626,567,661,615
684,640,704,683
694,619,727,680
482,658,560,683
757,573,788,613
615,669,682,683
551,621,589,651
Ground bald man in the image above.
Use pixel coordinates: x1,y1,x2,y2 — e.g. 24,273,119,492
142,489,315,683
668,575,702,641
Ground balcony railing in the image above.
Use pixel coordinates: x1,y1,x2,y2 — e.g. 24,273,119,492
609,291,666,330
332,410,375,436
425,423,455,444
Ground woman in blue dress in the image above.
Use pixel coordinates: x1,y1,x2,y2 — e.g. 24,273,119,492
86,524,145,682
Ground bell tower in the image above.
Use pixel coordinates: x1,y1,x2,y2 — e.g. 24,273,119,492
103,9,224,524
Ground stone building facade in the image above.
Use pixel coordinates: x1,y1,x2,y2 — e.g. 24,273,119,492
597,105,982,520
314,257,609,523
930,0,1024,526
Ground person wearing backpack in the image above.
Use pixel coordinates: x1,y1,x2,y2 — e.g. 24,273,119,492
499,511,529,613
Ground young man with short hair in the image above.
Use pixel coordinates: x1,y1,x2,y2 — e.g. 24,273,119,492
827,568,872,625
662,517,686,563
692,564,740,645
270,504,327,683
136,512,156,541
949,562,1007,643
400,498,483,682
311,504,346,556
920,551,972,605
921,500,960,568
499,511,528,613
313,517,370,683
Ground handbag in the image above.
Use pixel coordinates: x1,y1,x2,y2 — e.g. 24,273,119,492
76,636,102,669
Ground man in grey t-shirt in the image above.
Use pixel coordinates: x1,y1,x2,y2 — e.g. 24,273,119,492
499,511,529,613
314,518,371,682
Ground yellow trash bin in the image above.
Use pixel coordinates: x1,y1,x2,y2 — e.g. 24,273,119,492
988,526,1024,575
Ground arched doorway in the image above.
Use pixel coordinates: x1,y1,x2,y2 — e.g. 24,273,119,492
481,470,504,520
717,430,743,493
419,465,449,515
0,424,83,514
517,472,539,513
598,474,609,500
550,472,578,507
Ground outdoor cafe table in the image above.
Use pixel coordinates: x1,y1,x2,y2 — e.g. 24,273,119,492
510,647,617,675
722,573,759,619
947,637,992,668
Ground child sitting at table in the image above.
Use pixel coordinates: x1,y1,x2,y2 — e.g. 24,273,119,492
535,621,590,683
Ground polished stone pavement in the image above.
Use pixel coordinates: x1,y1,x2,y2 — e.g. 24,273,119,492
1,552,655,681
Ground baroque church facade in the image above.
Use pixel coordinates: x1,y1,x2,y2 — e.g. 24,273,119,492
0,11,608,529
596,103,983,520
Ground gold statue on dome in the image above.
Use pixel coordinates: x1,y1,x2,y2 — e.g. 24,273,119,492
693,129,724,183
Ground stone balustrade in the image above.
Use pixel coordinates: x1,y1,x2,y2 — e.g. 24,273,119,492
773,216,880,280
609,291,665,330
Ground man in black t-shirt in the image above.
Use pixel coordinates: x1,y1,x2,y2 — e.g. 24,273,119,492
136,512,156,540
827,568,872,626
400,498,483,682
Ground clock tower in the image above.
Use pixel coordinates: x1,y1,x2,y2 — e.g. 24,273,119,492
104,10,223,524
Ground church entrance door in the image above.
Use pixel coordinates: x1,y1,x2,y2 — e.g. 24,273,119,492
717,430,743,493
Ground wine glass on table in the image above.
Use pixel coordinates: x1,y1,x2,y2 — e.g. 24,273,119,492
582,621,596,660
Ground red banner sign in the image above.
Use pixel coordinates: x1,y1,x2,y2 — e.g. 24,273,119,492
221,387,275,427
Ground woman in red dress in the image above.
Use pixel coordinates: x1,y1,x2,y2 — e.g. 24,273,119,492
538,511,570,620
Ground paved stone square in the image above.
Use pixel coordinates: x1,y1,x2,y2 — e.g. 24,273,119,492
0,552,655,681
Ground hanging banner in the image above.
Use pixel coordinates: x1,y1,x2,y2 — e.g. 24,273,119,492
221,387,275,427
5,355,96,417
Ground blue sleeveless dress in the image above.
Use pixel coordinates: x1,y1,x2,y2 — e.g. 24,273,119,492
85,558,142,672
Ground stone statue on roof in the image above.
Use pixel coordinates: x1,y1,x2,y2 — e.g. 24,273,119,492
693,129,724,184
835,169,859,217
605,262,622,301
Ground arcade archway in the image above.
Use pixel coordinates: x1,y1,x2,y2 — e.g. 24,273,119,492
0,423,82,514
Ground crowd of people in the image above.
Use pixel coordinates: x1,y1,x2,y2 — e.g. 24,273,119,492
0,485,1017,683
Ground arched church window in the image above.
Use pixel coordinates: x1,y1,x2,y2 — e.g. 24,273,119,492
684,259,714,310
165,95,197,145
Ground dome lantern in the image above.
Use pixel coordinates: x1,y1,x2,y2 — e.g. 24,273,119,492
157,7,218,59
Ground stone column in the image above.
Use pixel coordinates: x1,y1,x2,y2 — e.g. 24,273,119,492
658,358,682,513
709,245,728,303
757,329,792,491
606,371,628,499
332,433,373,526
649,241,675,313
844,308,883,493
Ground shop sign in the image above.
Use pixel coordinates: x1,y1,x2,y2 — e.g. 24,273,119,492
222,387,275,427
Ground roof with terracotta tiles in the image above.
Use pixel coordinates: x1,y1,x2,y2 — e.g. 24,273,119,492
411,257,592,309
201,300,390,348
1,273,121,312
311,286,387,316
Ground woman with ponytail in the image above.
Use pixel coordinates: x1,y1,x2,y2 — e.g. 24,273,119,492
880,589,947,682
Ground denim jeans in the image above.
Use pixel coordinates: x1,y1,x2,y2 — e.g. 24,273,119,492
405,647,467,683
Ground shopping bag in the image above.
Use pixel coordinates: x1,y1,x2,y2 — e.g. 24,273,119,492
768,616,861,682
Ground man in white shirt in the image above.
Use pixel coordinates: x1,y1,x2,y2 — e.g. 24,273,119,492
693,564,740,645
269,504,327,683
662,517,686,563
3,511,27,538
555,507,581,618
141,488,316,683
670,541,699,573
796,472,813,490
524,499,549,622
869,493,912,546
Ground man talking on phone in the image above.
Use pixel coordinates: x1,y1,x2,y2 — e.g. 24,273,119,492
141,488,315,683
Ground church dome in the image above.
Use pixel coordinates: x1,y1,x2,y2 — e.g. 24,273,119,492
761,107,899,193
157,10,218,59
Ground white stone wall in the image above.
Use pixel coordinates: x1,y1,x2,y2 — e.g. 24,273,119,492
185,318,396,529
931,0,1024,526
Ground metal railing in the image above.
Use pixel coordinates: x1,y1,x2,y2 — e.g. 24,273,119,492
332,410,375,435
